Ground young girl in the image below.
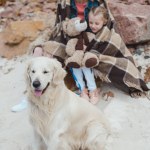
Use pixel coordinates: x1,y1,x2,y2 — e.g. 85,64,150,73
70,0,100,104
72,6,108,104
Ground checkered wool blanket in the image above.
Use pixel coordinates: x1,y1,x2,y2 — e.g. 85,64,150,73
49,0,149,94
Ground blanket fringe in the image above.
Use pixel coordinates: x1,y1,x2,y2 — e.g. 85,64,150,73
124,81,143,92
93,69,111,83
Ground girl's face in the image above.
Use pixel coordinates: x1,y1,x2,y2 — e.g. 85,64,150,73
89,14,104,33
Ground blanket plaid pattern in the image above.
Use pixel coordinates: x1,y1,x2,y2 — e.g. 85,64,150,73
50,0,149,94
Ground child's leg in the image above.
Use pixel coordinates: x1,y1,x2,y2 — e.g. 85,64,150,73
82,67,99,104
72,68,89,100
72,68,85,91
82,67,97,91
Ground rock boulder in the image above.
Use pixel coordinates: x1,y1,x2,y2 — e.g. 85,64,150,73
108,0,150,44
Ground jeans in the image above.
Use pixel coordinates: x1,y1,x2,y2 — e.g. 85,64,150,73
72,67,96,91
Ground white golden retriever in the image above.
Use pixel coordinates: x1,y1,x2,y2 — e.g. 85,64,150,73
26,57,110,150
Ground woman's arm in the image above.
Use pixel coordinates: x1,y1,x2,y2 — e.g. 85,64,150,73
27,28,52,55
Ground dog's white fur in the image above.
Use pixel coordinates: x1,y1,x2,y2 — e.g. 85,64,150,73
26,57,110,150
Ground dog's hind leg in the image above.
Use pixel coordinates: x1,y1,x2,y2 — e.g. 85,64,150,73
85,122,110,150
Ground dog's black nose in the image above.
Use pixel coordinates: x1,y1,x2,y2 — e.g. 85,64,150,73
33,80,41,88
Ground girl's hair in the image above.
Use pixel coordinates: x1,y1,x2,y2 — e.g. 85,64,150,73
89,6,108,24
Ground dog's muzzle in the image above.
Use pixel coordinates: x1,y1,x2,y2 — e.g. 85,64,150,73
32,80,49,97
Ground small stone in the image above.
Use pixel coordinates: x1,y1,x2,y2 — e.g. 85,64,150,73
102,91,114,101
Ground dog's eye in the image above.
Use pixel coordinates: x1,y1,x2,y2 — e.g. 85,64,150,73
32,70,35,73
43,70,48,74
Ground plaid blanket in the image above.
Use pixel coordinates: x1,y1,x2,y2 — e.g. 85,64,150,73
50,0,149,94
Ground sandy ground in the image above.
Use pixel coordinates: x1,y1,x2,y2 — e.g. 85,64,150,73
0,55,150,150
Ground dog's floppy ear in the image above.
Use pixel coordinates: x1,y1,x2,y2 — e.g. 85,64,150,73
25,59,32,86
52,59,66,85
